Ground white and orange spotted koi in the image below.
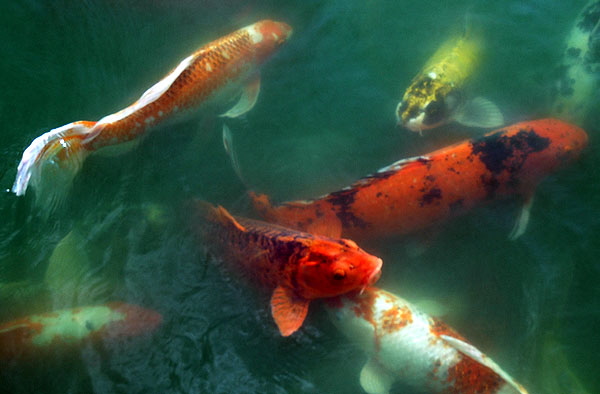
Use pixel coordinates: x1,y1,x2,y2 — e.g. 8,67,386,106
0,303,162,361
325,287,528,394
12,20,292,209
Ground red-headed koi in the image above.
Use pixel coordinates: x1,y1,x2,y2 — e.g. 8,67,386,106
191,201,382,337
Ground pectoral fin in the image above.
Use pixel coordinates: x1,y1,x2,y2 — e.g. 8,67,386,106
453,97,504,129
270,285,309,336
359,357,394,394
509,194,534,240
220,74,261,118
440,335,528,394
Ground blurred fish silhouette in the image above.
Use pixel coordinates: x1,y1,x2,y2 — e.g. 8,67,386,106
12,20,292,210
191,201,382,336
552,0,600,124
325,287,528,394
0,303,162,361
251,119,587,241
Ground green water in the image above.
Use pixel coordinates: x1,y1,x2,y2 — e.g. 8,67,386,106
1,1,599,393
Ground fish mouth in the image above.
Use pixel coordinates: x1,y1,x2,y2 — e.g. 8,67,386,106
360,258,382,293
405,114,425,133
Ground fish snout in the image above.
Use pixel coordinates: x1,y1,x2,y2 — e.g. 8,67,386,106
255,20,293,45
364,258,382,287
404,113,425,133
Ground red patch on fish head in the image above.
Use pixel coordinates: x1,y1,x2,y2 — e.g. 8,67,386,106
295,238,382,299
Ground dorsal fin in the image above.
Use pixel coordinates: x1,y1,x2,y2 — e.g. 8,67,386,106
214,205,246,232
193,200,246,232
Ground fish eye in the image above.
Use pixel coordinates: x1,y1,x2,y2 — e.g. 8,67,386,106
332,269,346,280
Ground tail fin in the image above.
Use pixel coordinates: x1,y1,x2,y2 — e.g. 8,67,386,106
12,121,98,209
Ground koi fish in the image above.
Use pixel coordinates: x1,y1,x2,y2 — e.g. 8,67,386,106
552,0,600,124
12,20,292,209
191,201,382,337
251,119,588,241
325,287,528,394
0,303,162,361
396,30,503,132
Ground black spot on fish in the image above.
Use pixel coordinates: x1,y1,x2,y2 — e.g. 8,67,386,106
471,129,551,175
480,174,500,199
419,187,442,206
449,199,464,212
326,189,368,230
566,47,581,58
425,175,436,182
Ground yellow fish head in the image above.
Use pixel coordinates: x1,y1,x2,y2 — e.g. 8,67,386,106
396,72,459,132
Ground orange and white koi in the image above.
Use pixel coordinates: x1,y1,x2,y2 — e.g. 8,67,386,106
0,303,162,361
12,20,292,209
191,201,382,337
251,119,587,241
325,287,528,394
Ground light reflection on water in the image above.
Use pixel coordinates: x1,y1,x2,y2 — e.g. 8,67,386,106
1,1,599,393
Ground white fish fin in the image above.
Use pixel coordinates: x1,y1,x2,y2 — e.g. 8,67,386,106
371,155,431,177
508,194,534,240
220,74,261,118
453,97,504,129
222,124,247,187
12,121,96,210
440,335,529,394
359,357,394,394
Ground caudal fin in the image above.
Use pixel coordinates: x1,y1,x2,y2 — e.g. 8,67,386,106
12,121,98,210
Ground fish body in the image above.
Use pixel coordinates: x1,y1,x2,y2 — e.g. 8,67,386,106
251,119,588,241
325,287,528,394
552,0,600,124
0,303,162,361
192,202,382,336
396,32,503,132
12,20,292,209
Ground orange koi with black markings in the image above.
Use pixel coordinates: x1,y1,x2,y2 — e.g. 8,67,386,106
191,201,382,337
251,119,587,241
13,20,292,209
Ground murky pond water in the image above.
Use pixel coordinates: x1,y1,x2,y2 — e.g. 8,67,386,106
1,1,599,393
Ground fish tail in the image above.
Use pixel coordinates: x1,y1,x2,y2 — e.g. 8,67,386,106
12,120,98,209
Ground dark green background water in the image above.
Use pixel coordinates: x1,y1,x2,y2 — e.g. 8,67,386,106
1,1,599,393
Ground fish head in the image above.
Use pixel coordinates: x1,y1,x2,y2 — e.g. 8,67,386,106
295,238,382,299
247,20,293,60
396,73,459,132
